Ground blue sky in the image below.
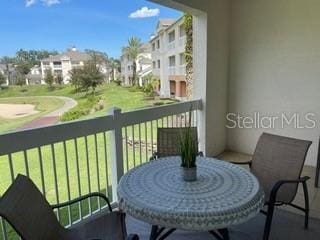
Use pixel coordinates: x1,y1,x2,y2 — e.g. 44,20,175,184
0,0,182,58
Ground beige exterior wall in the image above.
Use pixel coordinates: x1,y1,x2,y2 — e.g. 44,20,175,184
228,0,320,166
154,0,320,166
151,17,187,99
153,0,230,157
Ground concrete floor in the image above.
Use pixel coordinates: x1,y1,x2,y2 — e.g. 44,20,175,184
218,151,320,220
127,209,320,240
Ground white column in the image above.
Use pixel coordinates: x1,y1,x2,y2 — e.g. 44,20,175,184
108,107,124,202
193,13,208,154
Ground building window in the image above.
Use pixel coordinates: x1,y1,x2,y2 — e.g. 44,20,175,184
153,61,156,69
128,66,130,70
169,56,176,67
53,61,62,66
157,40,160,49
152,42,156,51
179,53,186,65
157,60,160,68
168,30,175,43
179,25,186,37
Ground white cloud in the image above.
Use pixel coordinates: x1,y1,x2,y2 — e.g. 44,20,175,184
41,0,61,6
25,0,37,7
129,7,160,18
25,0,61,7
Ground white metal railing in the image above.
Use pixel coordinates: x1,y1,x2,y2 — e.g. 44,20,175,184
0,100,202,239
179,36,186,47
168,41,175,51
178,65,186,75
168,66,176,75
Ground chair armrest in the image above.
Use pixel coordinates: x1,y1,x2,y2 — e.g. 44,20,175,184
127,234,139,240
269,176,310,203
149,152,158,161
198,151,204,157
51,192,112,212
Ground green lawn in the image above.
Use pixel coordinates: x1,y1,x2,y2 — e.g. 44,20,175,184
0,83,180,239
0,83,174,116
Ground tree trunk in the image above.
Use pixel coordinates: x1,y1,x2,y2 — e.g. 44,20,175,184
132,61,137,86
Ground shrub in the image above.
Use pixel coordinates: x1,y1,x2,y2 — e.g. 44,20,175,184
60,96,104,122
60,109,89,121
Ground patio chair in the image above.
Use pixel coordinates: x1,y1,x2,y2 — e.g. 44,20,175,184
232,132,312,240
0,174,139,240
151,127,203,160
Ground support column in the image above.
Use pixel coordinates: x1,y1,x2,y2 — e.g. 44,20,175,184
108,107,124,202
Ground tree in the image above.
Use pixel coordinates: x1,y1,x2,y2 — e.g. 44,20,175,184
0,72,6,87
70,61,104,95
16,73,26,87
0,56,14,84
15,61,31,87
122,37,142,85
109,57,121,81
16,49,58,66
55,73,63,85
85,50,109,65
15,61,31,76
184,13,193,100
82,61,104,95
44,69,54,88
70,68,84,92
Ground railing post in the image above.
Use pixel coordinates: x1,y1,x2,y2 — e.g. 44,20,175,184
108,107,124,202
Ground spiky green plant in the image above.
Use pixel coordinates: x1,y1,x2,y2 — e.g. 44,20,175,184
180,111,197,168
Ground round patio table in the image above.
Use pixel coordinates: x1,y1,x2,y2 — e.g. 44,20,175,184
118,157,265,240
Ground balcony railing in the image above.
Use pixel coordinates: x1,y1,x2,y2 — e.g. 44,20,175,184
0,100,202,239
179,36,186,47
178,65,186,75
168,66,176,75
168,41,175,51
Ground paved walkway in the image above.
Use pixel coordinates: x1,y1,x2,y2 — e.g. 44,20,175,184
19,96,77,130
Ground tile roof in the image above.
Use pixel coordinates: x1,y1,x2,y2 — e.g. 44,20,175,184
41,49,91,62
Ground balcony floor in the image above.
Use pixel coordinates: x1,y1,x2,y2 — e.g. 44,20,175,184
126,209,320,239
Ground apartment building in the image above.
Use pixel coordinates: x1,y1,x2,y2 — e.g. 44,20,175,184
150,17,187,100
120,43,152,86
40,47,110,84
26,65,42,85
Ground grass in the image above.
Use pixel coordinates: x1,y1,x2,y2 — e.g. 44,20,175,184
0,83,180,239
0,84,175,132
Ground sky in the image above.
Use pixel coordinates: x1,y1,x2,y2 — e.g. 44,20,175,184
0,0,182,58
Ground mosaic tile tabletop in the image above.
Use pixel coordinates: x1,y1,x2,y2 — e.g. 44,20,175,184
118,157,265,231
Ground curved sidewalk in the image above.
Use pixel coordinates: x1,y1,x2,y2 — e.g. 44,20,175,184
19,96,77,130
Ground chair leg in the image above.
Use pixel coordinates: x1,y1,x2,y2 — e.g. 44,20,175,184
302,181,310,229
263,203,275,240
150,225,158,240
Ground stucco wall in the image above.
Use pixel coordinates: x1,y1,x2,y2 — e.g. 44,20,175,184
153,0,230,157
228,0,320,166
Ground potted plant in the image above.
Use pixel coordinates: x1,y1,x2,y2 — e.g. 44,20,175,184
179,114,198,181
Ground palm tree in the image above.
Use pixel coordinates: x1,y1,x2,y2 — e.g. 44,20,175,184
122,37,142,85
109,57,121,81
